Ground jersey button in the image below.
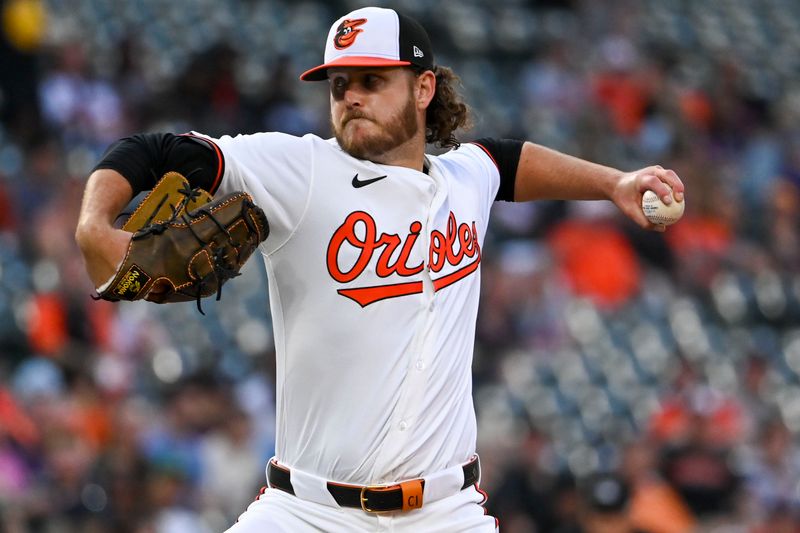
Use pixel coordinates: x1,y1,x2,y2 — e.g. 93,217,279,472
415,360,425,371
428,301,435,312
399,420,408,431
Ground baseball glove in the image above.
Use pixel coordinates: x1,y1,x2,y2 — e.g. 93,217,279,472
96,171,269,313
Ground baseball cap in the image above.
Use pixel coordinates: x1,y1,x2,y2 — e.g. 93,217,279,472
300,6,434,81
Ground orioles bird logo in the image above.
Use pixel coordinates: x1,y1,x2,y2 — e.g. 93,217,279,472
333,18,367,49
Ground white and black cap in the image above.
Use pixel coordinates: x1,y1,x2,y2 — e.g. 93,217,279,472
300,6,434,81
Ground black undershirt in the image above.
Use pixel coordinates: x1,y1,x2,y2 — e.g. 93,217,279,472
468,138,524,201
93,133,224,195
94,133,523,201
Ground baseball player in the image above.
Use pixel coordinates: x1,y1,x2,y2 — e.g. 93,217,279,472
75,6,685,532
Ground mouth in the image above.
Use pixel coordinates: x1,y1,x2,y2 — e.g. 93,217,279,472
343,114,372,127
341,118,375,137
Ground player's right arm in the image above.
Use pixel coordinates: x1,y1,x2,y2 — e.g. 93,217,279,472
74,133,224,288
76,131,312,288
512,142,685,230
75,168,136,288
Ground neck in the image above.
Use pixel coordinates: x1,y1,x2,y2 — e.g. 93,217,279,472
366,131,427,172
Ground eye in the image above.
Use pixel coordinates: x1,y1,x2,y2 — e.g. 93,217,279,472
363,74,381,90
330,76,347,98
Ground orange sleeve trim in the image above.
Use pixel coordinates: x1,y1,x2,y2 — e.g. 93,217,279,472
470,142,499,172
474,483,489,505
179,133,225,194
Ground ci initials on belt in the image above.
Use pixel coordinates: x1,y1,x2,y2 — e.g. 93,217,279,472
359,479,424,513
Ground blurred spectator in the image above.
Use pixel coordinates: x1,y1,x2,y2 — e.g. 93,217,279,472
489,428,559,533
556,472,653,533
139,377,224,488
0,0,45,143
592,35,652,137
91,399,153,533
38,40,126,149
146,464,212,533
620,439,695,533
740,417,800,521
261,54,324,136
476,240,568,354
199,404,263,526
658,410,741,520
547,209,641,310
765,178,800,271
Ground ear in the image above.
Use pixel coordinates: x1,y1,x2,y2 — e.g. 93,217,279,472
415,70,436,110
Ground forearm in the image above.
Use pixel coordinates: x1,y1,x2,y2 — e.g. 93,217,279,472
75,169,134,287
75,133,225,287
76,169,133,234
513,142,622,202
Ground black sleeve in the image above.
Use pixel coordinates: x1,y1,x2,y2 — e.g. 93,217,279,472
93,133,224,195
469,138,524,202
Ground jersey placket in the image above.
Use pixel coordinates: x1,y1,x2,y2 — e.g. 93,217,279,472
373,169,448,480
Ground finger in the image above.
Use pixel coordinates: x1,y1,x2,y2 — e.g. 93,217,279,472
653,167,685,202
637,173,674,204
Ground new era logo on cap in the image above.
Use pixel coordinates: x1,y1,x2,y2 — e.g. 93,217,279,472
300,6,434,81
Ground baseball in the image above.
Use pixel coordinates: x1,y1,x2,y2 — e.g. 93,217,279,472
641,186,684,225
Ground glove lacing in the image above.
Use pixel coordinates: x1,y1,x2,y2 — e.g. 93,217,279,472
175,196,246,314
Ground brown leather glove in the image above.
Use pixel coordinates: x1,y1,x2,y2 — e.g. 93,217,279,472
96,172,269,313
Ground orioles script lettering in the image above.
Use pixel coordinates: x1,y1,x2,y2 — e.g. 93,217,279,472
326,211,482,307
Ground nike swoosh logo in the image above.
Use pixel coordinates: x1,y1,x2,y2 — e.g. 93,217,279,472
352,173,388,188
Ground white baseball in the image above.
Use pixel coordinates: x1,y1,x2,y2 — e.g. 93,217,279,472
641,186,684,225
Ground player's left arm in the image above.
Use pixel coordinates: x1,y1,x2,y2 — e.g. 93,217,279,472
513,142,685,231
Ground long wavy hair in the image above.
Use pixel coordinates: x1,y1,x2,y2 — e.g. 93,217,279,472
419,66,473,149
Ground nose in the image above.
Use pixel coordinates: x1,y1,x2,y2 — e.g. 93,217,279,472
343,84,362,108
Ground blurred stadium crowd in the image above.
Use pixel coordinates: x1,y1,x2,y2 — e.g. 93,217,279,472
1,0,800,531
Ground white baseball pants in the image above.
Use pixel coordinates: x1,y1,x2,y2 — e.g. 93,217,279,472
224,484,499,532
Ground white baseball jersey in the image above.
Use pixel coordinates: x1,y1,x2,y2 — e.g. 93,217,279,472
200,132,500,485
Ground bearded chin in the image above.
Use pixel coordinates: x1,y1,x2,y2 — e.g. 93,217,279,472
333,97,418,161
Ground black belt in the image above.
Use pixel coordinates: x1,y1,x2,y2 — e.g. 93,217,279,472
267,456,480,513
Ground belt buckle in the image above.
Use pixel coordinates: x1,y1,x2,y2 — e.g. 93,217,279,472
359,485,385,513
